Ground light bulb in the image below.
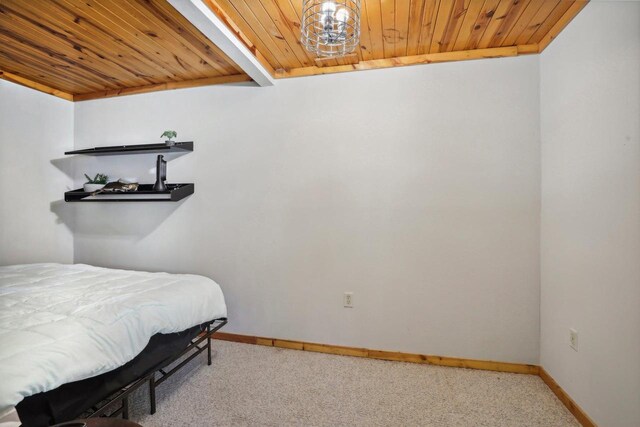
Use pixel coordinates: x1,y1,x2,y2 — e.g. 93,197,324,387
335,8,349,23
321,1,336,13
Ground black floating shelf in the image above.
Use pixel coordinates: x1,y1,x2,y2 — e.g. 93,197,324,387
65,183,194,202
65,141,193,156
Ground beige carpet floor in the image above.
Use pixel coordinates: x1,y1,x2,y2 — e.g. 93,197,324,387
126,340,579,427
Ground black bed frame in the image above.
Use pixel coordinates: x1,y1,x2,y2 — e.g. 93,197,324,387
86,318,227,420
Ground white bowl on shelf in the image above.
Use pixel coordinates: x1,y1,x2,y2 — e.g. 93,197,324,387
83,183,105,192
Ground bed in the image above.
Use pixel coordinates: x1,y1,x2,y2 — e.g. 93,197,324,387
0,263,227,426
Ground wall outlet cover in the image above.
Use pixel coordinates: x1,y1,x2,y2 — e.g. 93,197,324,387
569,328,578,351
343,292,353,308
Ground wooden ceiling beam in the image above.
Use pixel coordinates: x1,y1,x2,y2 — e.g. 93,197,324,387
0,0,248,98
73,73,251,101
537,1,589,52
0,0,589,99
202,0,278,75
314,54,360,68
130,0,242,75
275,45,538,79
363,0,386,59
513,1,561,46
0,70,74,101
526,0,573,45
168,0,275,86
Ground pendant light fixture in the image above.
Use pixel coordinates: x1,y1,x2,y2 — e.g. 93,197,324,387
301,1,361,57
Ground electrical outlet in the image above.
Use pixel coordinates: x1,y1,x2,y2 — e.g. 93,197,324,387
343,292,353,308
569,328,578,351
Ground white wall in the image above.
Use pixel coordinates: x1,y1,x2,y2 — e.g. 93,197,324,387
0,80,74,265
540,2,640,426
72,56,541,363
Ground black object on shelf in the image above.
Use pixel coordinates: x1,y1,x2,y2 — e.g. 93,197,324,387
65,142,193,156
65,184,194,202
152,155,167,192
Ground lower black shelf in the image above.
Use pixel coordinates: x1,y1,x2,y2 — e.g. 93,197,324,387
65,183,194,202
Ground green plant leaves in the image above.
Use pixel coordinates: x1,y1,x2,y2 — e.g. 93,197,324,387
85,173,108,184
160,130,177,141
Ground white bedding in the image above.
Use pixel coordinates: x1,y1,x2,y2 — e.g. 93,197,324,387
0,263,227,419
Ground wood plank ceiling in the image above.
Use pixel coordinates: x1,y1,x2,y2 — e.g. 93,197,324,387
0,0,587,101
213,0,587,77
0,0,250,101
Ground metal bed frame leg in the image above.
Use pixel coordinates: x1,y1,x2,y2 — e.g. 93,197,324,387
149,374,156,415
122,396,129,419
207,323,212,366
84,319,227,421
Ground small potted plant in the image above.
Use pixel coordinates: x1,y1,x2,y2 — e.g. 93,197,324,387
83,173,108,192
161,130,177,146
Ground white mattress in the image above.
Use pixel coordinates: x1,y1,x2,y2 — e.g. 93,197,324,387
0,263,227,419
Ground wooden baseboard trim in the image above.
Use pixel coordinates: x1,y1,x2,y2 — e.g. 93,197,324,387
213,332,598,425
539,367,597,427
213,332,539,375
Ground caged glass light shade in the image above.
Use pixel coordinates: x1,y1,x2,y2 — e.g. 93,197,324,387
301,0,361,57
